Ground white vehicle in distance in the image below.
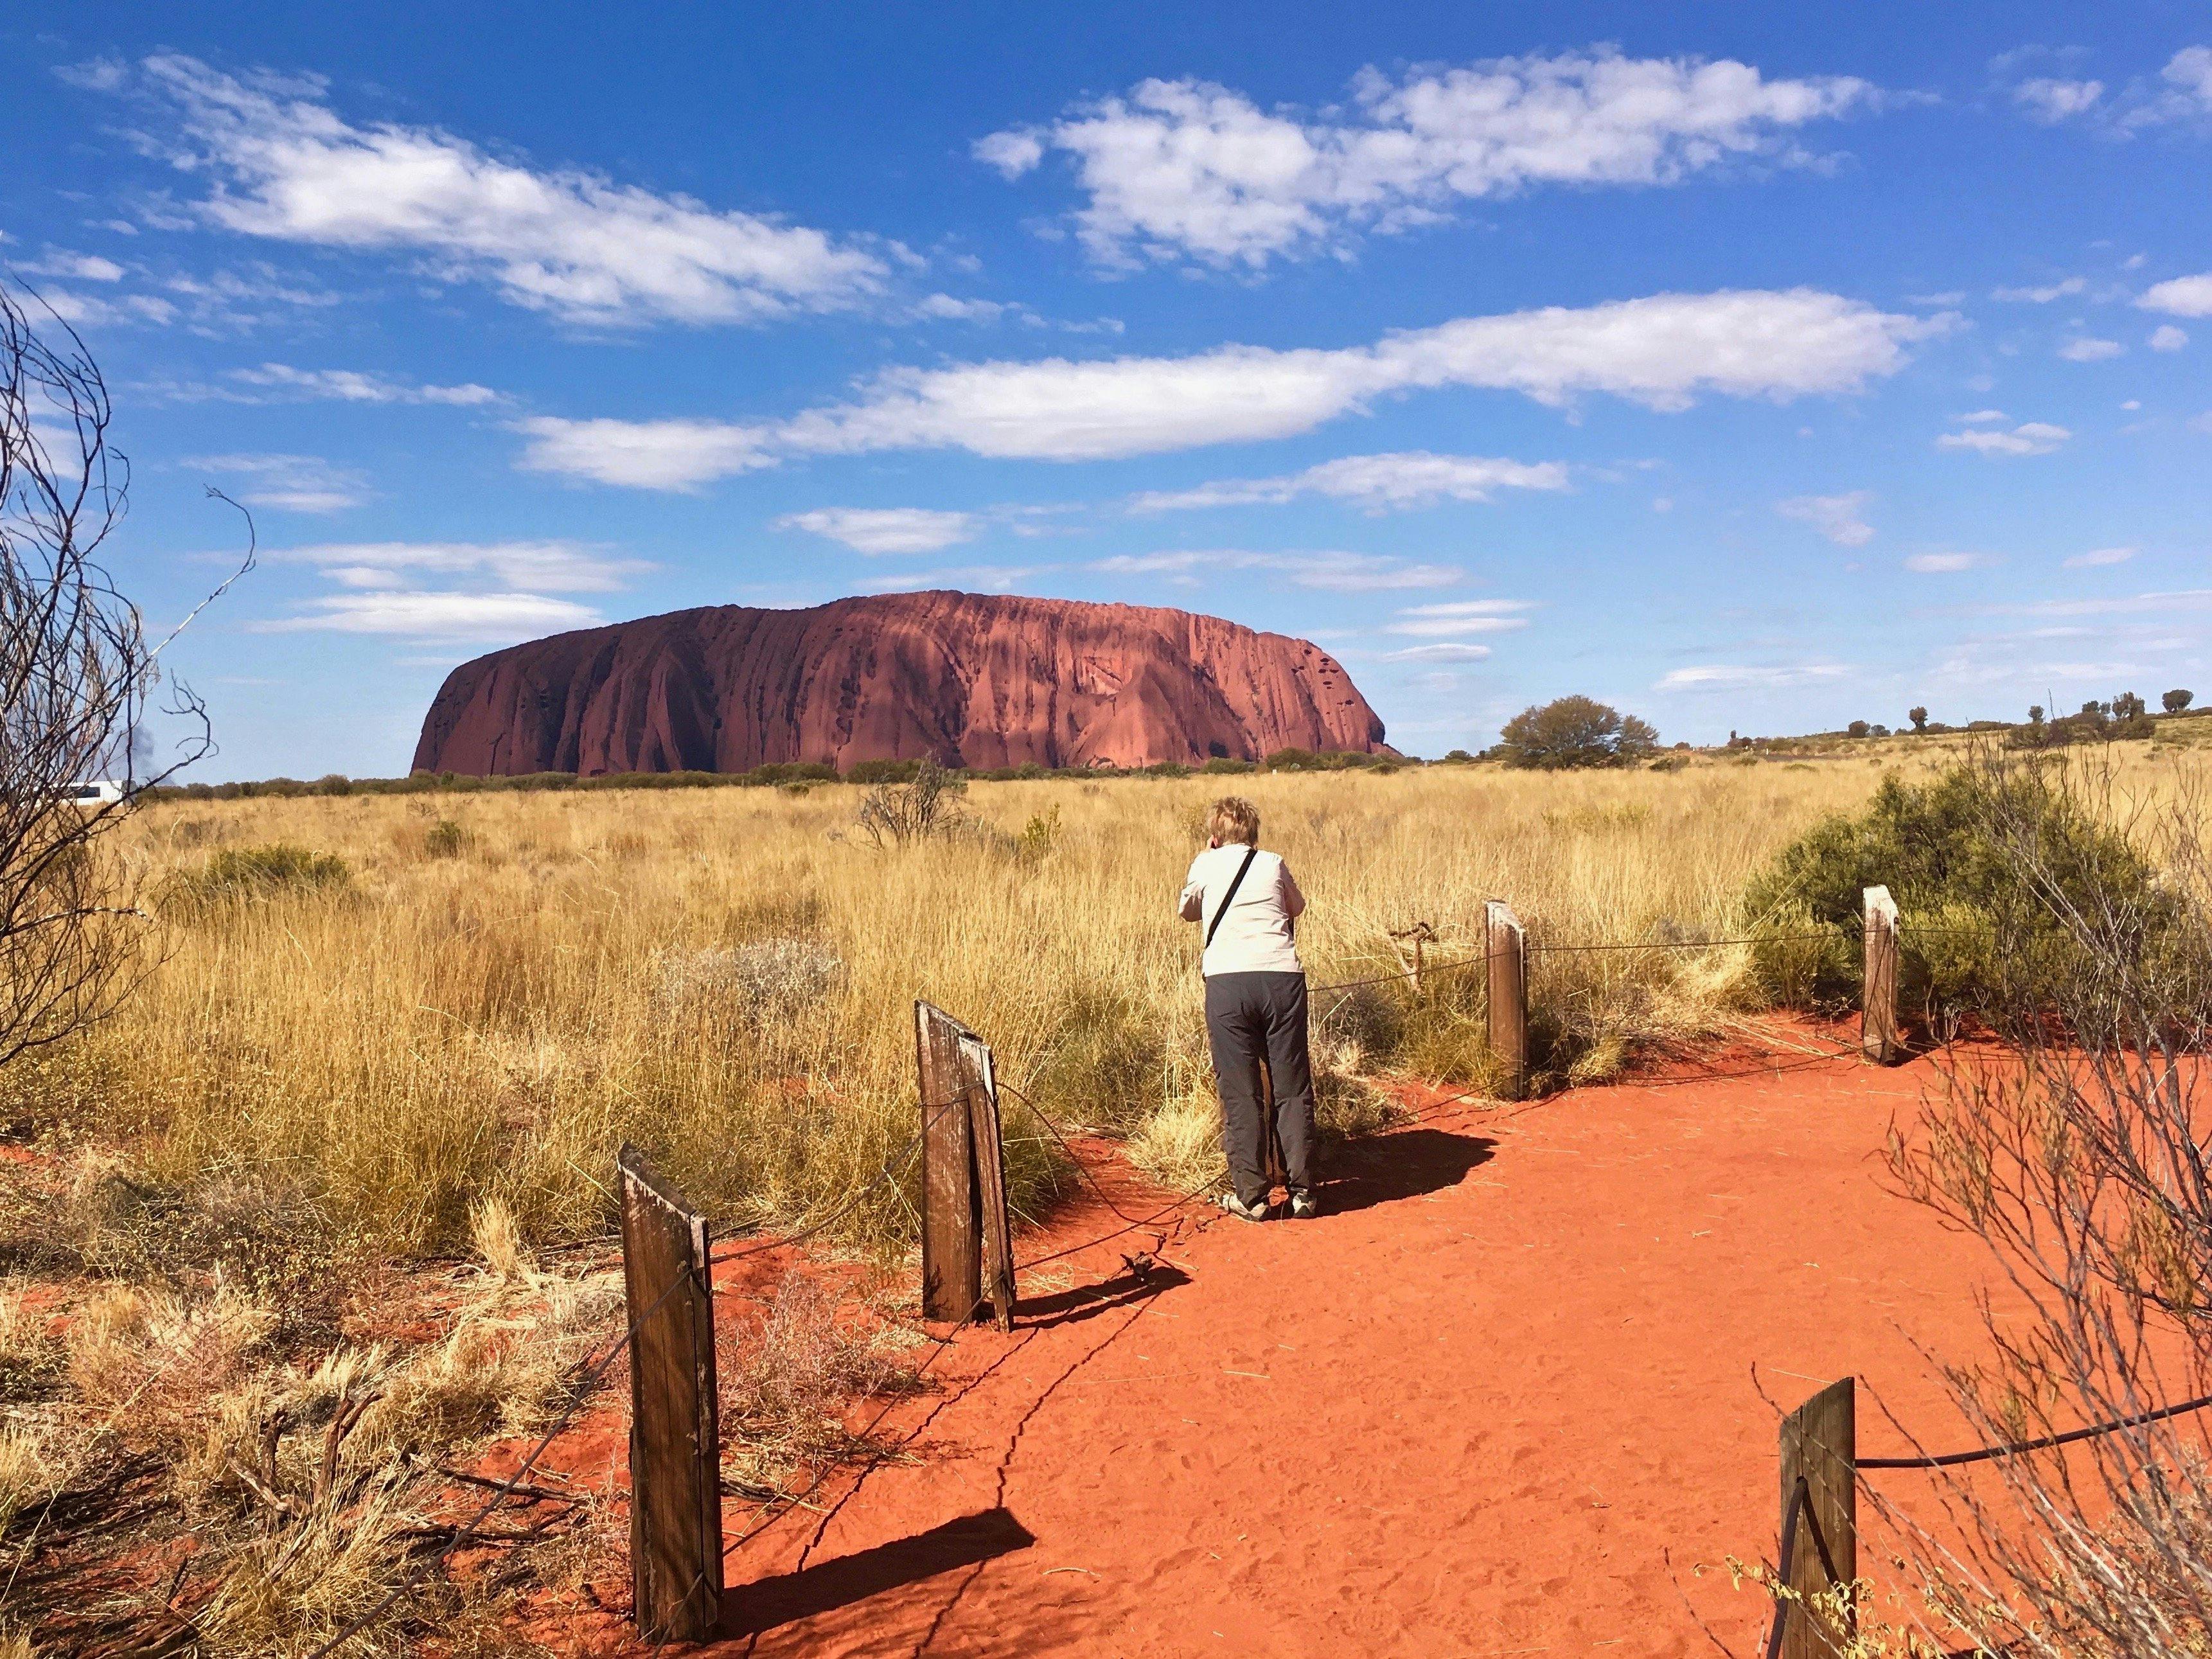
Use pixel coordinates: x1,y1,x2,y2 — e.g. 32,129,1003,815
62,780,127,806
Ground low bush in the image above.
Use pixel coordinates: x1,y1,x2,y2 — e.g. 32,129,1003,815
166,843,351,907
1742,756,2185,1026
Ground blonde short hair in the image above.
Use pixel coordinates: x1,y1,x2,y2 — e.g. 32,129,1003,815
1208,795,1260,846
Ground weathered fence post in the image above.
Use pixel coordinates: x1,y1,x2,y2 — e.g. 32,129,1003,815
1485,901,1528,1101
1861,885,1900,1065
914,1002,1016,1327
1777,1377,1858,1659
617,1146,723,1642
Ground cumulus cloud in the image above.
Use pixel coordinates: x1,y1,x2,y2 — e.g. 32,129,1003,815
254,590,603,637
114,53,889,325
1093,550,1462,591
268,539,646,591
2058,336,2124,362
228,362,502,404
1936,420,2071,457
1905,551,1991,572
2012,78,2104,123
1656,662,1850,689
2064,545,2137,568
520,287,1934,488
977,49,1874,268
2140,274,2212,317
1776,490,1873,546
776,507,977,554
1131,450,1567,513
181,452,369,512
1385,599,1534,636
2151,324,2190,351
513,416,776,490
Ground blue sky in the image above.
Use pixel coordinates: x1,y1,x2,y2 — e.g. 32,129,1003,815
6,4,2211,777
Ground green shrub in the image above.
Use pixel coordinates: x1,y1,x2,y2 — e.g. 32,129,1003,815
423,818,466,858
1201,756,1255,774
1742,760,2180,1023
846,759,920,786
1496,696,1658,769
170,843,352,907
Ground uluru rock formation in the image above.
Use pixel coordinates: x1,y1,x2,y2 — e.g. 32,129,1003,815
411,590,1387,776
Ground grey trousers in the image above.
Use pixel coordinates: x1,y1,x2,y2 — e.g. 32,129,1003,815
1203,971,1317,1207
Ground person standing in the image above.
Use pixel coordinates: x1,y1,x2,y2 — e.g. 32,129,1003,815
1178,795,1318,1221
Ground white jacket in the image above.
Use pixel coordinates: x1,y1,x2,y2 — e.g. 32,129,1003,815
1178,843,1305,977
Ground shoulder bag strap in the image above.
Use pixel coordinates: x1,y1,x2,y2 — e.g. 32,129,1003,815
1205,847,1261,950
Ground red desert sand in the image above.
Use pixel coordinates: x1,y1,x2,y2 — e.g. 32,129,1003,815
531,1033,2006,1656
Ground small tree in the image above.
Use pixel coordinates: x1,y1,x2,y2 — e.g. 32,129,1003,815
2114,690,2148,720
1909,705,1929,732
2164,688,2193,714
1847,720,1871,739
1495,696,1658,770
854,758,967,847
1,285,251,1067
2028,704,2044,725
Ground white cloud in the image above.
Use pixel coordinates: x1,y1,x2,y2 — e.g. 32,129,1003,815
2013,589,2212,619
520,287,1934,488
776,507,977,554
1906,551,1990,572
2164,46,2212,110
2058,336,2124,362
1776,490,1873,546
123,53,888,325
2012,78,2103,123
1936,420,2070,456
1656,662,1850,689
2064,545,2137,568
1386,599,1534,635
2139,274,2212,317
1958,408,2010,423
269,539,646,592
254,590,603,637
1378,642,1494,663
19,251,126,282
851,565,1039,594
227,363,502,405
979,49,1873,268
513,416,776,490
1131,450,1567,512
1991,276,2086,303
181,452,369,512
1093,550,1462,591
26,287,177,328
2150,324,2190,351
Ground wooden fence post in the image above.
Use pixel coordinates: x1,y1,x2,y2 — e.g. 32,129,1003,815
914,1002,1015,1327
1485,901,1528,1101
1777,1377,1858,1659
1862,885,1900,1065
617,1146,723,1642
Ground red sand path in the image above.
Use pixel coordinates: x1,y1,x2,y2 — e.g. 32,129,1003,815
578,1039,2006,1656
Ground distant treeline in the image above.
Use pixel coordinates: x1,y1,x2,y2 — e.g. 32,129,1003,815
143,747,1419,803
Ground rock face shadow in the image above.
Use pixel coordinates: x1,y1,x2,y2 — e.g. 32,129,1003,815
721,1506,1036,1637
1322,1128,1496,1215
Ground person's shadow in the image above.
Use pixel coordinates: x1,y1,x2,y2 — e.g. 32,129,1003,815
1321,1128,1495,1215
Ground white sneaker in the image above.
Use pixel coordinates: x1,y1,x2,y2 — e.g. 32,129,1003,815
1217,1191,1271,1223
1288,1191,1319,1220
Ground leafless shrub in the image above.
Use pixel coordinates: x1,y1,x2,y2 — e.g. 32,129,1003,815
717,1271,924,1498
651,937,845,1023
0,282,252,1069
1875,752,2212,1656
854,758,968,849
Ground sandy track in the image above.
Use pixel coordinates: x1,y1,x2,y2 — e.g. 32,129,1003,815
628,1040,1994,1656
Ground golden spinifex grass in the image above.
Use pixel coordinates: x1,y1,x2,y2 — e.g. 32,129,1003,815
15,761,1916,1254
